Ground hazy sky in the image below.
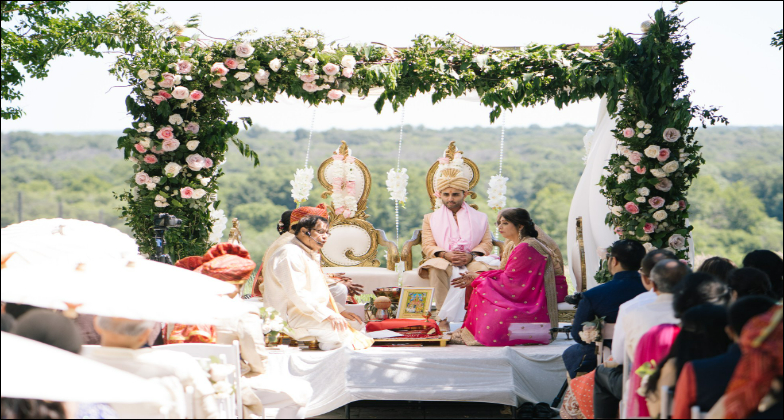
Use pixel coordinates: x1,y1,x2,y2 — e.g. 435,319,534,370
1,1,782,133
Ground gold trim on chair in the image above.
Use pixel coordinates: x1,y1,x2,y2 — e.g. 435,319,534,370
425,141,481,210
316,140,399,271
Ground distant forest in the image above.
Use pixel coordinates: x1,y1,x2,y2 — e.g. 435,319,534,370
2,125,781,269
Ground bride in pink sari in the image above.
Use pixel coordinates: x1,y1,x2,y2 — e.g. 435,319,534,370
452,208,560,346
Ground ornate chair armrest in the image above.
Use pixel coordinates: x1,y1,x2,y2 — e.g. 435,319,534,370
401,229,422,271
376,229,399,271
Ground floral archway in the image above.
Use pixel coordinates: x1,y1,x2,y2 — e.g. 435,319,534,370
111,4,725,261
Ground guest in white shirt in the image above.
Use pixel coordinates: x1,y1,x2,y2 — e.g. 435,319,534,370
612,249,677,364
88,316,219,419
621,259,690,365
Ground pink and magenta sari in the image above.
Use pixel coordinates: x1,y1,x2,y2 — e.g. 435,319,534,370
462,240,556,346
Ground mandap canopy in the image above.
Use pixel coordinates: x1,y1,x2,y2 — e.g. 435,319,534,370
107,3,726,262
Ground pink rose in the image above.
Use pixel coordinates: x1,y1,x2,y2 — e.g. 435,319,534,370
345,156,356,164
235,42,255,58
327,89,344,100
657,148,671,162
159,72,176,88
624,202,640,214
342,209,352,218
180,186,194,199
143,154,158,164
634,165,647,175
211,62,229,76
648,196,666,209
628,151,642,165
156,126,175,140
332,154,344,161
300,72,319,83
342,67,354,78
185,153,205,171
224,58,238,69
622,127,635,138
345,181,356,194
152,95,166,105
161,138,180,152
655,178,673,192
663,128,681,142
176,60,192,74
184,122,200,134
679,200,687,210
134,143,147,153
302,82,319,93
212,76,227,88
331,176,344,186
643,223,655,234
150,145,164,155
171,86,189,100
189,90,204,101
134,171,151,185
614,226,624,236
323,63,339,76
203,158,213,168
157,90,172,99
437,157,450,165
335,206,346,215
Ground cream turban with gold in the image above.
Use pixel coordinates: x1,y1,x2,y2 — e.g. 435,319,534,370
436,168,470,192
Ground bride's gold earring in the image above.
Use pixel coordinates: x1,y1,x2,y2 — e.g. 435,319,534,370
518,229,524,241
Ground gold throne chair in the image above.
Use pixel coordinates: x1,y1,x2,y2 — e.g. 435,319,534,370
400,141,504,287
317,141,401,291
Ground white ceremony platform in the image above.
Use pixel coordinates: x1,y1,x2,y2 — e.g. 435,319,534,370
265,335,572,417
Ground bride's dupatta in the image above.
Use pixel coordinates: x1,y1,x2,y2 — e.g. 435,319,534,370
461,237,558,346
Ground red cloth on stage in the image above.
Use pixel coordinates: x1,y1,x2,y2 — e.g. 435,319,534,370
365,319,440,335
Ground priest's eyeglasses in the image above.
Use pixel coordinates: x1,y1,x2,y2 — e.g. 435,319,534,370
310,228,331,237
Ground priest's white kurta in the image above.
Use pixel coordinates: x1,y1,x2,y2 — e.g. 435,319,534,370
267,239,354,349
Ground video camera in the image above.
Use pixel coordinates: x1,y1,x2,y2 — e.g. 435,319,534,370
151,213,182,264
564,292,583,307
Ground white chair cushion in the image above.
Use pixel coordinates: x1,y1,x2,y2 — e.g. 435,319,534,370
558,302,577,311
322,267,399,291
402,270,430,288
321,224,372,266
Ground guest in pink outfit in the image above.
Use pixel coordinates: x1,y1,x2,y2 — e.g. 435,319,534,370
452,208,559,346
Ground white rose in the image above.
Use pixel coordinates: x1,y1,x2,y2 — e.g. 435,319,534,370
668,234,686,250
644,145,660,158
617,145,630,157
243,82,254,90
151,176,161,184
139,138,151,148
172,86,189,100
662,161,679,173
184,140,199,151
636,187,650,196
341,55,357,68
142,89,154,96
618,173,632,183
643,242,657,253
254,69,269,84
303,57,318,67
192,188,207,199
650,168,667,178
269,58,282,72
155,194,166,201
644,123,652,129
144,125,154,133
137,69,150,80
234,71,252,81
145,79,156,89
303,38,318,49
200,177,211,186
653,209,668,221
173,75,182,85
643,129,651,135
236,58,246,70
154,200,169,208
666,202,679,212
145,182,155,190
168,114,183,125
235,42,255,58
636,121,645,128
164,162,182,178
611,206,623,217
637,133,645,138
636,196,646,203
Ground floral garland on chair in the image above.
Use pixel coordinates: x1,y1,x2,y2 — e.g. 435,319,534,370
329,150,361,218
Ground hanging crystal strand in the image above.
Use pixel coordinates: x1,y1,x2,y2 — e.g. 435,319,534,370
304,107,317,168
495,110,507,240
394,106,405,283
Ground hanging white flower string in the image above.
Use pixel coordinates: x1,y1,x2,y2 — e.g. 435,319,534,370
487,110,509,214
290,108,317,207
386,106,409,245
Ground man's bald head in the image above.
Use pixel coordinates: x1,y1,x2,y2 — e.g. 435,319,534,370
651,259,691,293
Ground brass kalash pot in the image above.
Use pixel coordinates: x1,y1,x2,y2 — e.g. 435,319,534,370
372,287,401,320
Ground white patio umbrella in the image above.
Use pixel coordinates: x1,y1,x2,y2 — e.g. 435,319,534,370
1,257,242,324
1,219,140,267
1,332,169,404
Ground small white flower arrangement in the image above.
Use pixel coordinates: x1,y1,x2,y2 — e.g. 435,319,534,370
208,208,227,244
486,174,508,211
386,168,409,207
290,166,314,205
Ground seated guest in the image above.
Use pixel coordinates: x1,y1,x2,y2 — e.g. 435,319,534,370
562,239,647,378
417,168,493,313
450,208,559,346
12,309,82,354
89,316,219,418
626,271,731,417
260,205,363,305
742,249,783,300
0,312,14,332
727,267,774,302
643,304,733,419
672,295,777,418
696,256,735,282
266,214,371,351
710,304,782,419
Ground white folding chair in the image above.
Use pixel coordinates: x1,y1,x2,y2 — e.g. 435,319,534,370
154,341,243,419
691,405,708,419
619,353,632,418
596,322,616,365
660,385,674,419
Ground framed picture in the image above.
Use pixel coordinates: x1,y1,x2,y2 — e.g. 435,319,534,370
396,287,434,319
